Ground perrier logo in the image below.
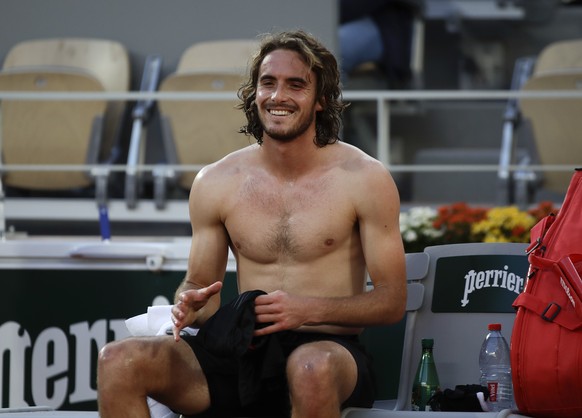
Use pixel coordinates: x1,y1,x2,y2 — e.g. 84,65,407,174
461,264,525,307
432,254,529,313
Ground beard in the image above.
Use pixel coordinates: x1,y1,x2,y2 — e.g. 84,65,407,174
260,109,316,142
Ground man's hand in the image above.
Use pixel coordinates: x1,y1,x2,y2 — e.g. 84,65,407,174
171,281,222,341
253,290,307,337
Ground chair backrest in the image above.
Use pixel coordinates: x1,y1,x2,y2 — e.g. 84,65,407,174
158,39,259,190
0,38,130,190
176,39,259,74
532,39,582,77
3,38,130,93
0,70,106,189
519,39,582,195
392,243,529,411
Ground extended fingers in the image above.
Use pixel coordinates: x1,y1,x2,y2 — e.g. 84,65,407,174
179,282,223,304
172,301,188,321
204,281,223,296
171,306,186,341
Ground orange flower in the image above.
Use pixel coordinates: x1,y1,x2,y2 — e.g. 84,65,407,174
433,202,487,244
511,225,526,238
528,201,559,222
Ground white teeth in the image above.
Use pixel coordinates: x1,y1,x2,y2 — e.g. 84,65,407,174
269,109,291,116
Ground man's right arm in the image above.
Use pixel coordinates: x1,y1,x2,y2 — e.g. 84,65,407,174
171,166,230,339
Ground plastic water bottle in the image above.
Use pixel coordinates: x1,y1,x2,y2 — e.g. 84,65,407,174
411,338,440,411
479,323,513,411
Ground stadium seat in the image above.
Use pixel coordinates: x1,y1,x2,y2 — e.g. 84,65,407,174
518,38,582,198
155,39,258,208
0,38,130,203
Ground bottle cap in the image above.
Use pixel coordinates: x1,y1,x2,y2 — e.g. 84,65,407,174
421,338,434,348
488,323,502,331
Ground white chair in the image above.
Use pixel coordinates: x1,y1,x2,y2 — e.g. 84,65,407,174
343,242,533,418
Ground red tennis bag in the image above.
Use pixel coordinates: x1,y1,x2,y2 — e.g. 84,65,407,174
511,169,582,418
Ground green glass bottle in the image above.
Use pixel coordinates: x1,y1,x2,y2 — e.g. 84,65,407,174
411,338,440,411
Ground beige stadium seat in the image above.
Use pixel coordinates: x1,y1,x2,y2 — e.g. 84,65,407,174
518,39,582,196
0,38,130,200
156,39,258,207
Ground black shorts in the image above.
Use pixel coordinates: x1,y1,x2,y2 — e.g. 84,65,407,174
182,330,375,418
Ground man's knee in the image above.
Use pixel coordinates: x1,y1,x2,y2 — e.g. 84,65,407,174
99,338,131,362
98,338,153,383
287,341,358,405
286,343,337,389
98,339,132,380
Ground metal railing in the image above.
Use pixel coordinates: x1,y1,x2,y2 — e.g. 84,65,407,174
0,88,581,226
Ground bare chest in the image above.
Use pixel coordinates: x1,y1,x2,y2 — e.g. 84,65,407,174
225,175,356,263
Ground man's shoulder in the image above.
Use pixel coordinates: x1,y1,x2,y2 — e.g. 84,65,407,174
334,141,388,174
198,144,257,178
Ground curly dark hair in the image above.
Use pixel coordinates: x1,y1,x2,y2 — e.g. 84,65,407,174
237,30,348,147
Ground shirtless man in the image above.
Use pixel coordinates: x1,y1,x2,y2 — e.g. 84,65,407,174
97,30,407,418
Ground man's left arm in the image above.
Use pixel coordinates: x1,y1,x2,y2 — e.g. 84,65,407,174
320,161,407,326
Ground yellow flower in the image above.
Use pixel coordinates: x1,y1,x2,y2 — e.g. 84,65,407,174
471,206,536,243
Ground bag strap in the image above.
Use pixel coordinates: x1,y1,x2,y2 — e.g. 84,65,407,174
513,292,582,331
558,255,582,302
528,252,556,270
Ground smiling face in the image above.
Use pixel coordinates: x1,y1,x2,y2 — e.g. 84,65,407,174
255,49,323,143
